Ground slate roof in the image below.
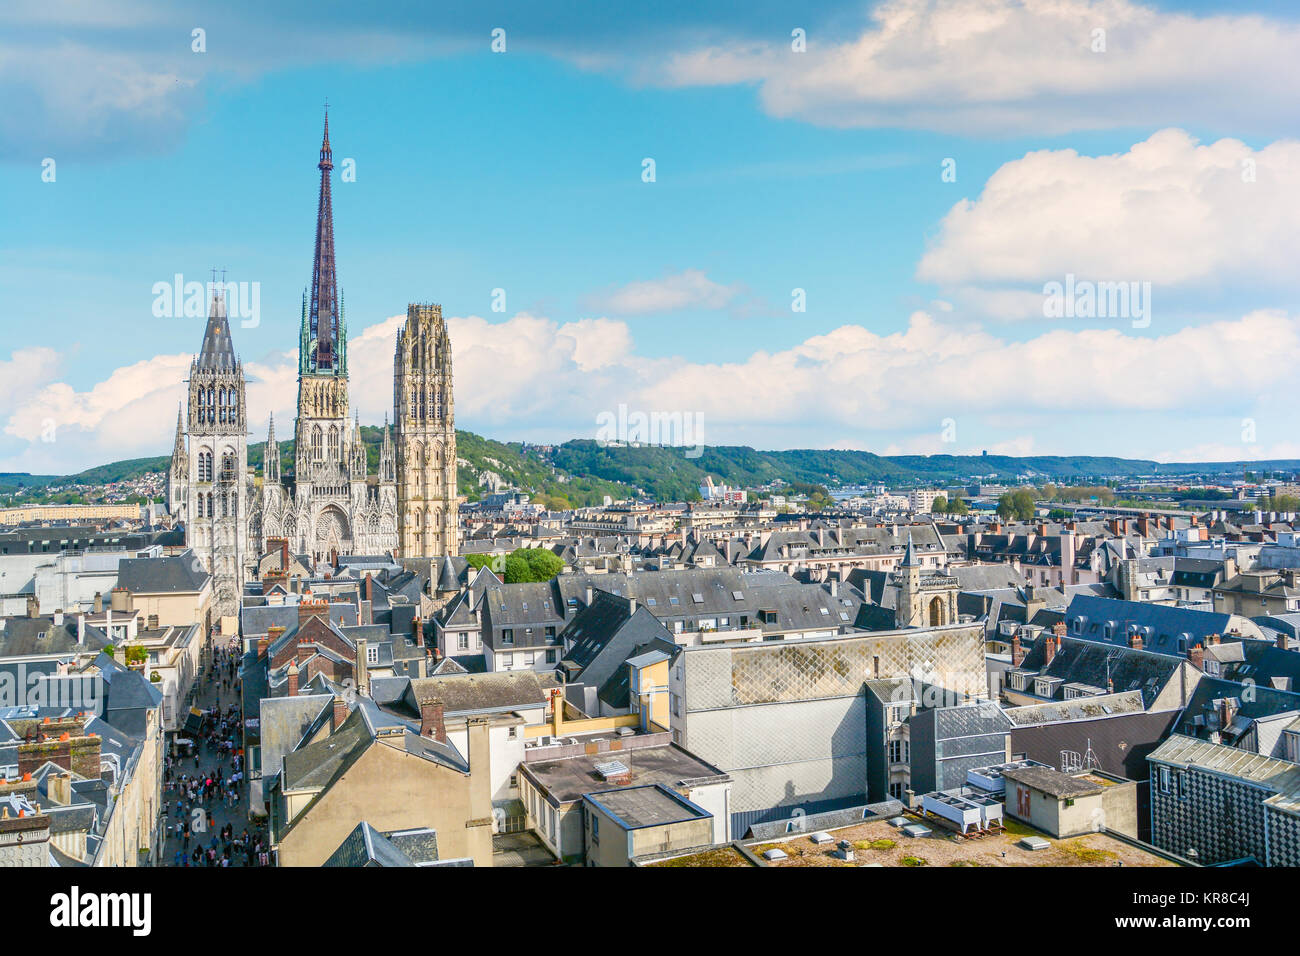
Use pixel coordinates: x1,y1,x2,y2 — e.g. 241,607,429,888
1003,690,1146,726
1064,594,1248,654
116,552,210,594
1017,634,1186,709
558,592,675,703
405,670,555,716
0,616,107,658
1149,734,1300,795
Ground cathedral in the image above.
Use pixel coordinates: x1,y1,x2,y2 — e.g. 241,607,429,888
168,114,458,616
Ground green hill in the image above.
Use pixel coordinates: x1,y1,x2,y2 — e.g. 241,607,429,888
10,433,1300,508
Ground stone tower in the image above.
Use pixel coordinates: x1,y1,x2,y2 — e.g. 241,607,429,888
176,287,248,618
394,303,458,558
895,532,923,628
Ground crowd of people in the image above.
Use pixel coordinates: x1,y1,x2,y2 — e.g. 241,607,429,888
162,636,272,867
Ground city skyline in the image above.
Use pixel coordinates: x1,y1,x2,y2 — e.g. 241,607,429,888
5,0,1300,473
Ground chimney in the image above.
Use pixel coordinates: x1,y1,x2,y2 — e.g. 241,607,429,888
281,538,290,573
1207,632,1220,646
53,609,64,628
419,697,447,742
77,613,85,646
48,772,73,807
1043,636,1058,666
93,592,103,614
1052,622,1067,639
110,587,130,613
332,695,348,731
829,578,838,598
585,586,594,607
1278,633,1291,652
628,597,636,615
1011,633,1024,667
286,662,299,697
1138,516,1150,538
1188,644,1205,670
1219,697,1236,730
1128,628,1143,651
26,595,39,618
364,573,374,604
298,599,329,625
1037,522,1047,537
257,636,270,658
355,638,369,698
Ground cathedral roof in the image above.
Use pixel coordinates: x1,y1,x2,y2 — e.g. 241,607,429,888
197,290,238,371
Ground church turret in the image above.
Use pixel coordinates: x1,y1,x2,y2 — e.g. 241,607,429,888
379,416,396,484
265,414,280,484
349,414,367,478
167,404,188,518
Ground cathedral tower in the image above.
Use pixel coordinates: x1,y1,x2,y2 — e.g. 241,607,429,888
246,111,398,566
395,303,458,558
176,287,248,617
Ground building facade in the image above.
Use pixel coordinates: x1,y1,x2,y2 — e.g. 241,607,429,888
394,302,459,558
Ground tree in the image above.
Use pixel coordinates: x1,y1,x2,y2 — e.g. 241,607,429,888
931,496,948,514
997,489,1036,521
948,496,970,516
503,548,564,583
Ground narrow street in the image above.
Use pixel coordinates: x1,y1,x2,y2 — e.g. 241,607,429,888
160,637,272,867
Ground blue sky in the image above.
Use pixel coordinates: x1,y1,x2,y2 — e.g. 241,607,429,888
3,0,1300,473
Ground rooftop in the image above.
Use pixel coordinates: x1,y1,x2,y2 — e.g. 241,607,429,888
584,784,710,829
694,817,1176,868
523,743,726,805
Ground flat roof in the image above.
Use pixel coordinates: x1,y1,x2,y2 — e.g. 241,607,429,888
584,784,710,830
523,743,726,805
1000,765,1108,798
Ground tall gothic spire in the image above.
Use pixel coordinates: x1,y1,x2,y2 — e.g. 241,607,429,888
171,404,186,462
308,108,341,373
265,414,280,483
901,530,918,567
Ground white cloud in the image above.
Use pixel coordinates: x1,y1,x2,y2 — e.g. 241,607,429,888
656,0,1300,136
583,269,744,316
918,129,1300,299
6,306,1299,472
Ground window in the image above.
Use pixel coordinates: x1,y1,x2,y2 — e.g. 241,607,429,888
1177,771,1188,799
889,740,904,763
501,628,514,645
590,814,599,844
524,652,535,666
458,633,469,650
507,726,518,740
1158,766,1171,794
367,644,380,665
546,649,556,664
500,653,513,668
